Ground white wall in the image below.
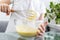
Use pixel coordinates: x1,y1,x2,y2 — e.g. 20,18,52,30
0,0,59,21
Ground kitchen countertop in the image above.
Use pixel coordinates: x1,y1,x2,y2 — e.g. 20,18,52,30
0,32,60,40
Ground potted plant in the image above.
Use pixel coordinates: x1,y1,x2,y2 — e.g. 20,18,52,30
46,2,60,24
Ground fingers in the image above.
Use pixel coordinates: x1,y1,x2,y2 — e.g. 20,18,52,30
38,25,45,33
1,4,6,12
36,24,45,37
1,4,2,12
4,4,10,15
37,30,43,36
5,5,7,14
0,5,1,12
40,24,45,31
0,4,10,15
5,5,8,14
6,5,10,15
36,21,48,37
44,21,48,26
8,7,10,15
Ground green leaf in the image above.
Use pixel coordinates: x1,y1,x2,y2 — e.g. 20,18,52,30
46,2,60,23
56,18,60,24
50,2,54,8
46,9,50,13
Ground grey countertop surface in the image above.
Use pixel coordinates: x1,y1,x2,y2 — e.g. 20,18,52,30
0,21,8,32
0,32,60,40
0,33,18,40
0,33,36,40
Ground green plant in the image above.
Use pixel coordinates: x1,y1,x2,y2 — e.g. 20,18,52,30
46,2,60,24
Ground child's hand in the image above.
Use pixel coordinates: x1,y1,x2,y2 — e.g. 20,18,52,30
36,21,48,37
